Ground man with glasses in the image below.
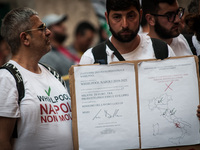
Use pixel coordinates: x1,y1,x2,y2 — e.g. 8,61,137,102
0,7,73,150
142,0,200,125
143,0,195,56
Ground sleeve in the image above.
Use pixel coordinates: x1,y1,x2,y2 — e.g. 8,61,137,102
79,48,95,65
0,69,20,118
167,45,176,57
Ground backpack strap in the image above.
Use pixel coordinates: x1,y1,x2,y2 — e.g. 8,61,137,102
92,41,107,64
151,38,168,60
106,40,125,61
92,39,125,64
39,63,67,88
0,63,24,138
92,38,169,64
0,63,24,103
183,34,197,55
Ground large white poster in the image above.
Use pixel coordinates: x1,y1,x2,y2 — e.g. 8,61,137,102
138,57,200,149
74,63,139,150
71,56,200,150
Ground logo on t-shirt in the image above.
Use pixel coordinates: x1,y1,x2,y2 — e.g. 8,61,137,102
37,86,72,124
45,86,51,96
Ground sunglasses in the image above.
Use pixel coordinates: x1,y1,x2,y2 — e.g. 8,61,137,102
24,23,47,33
151,7,185,22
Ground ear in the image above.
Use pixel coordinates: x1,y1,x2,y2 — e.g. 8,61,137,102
19,32,30,46
145,14,156,26
105,11,109,24
139,9,143,23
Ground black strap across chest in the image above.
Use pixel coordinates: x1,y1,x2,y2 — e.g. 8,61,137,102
92,38,168,64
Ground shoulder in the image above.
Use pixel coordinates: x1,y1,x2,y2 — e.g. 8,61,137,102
79,41,114,65
79,48,94,65
0,68,17,91
139,34,153,48
0,62,20,84
178,34,189,42
0,68,16,83
172,34,189,45
192,35,200,56
0,67,19,116
192,35,200,48
140,35,175,57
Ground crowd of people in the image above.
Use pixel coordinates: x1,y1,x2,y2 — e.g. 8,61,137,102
0,0,200,150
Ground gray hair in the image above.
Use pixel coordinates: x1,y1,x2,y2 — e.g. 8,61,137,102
1,7,38,55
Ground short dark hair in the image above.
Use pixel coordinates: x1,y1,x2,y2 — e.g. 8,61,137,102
1,7,38,55
187,0,199,14
142,0,176,15
185,14,200,41
75,21,96,36
106,0,140,15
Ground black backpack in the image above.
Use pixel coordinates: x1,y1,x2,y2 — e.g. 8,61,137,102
92,38,169,64
0,62,66,138
183,34,197,55
92,35,198,64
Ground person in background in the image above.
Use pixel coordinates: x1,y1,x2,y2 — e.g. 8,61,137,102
184,0,200,55
90,0,111,43
0,35,11,66
138,0,149,34
67,21,96,59
40,13,79,90
184,0,200,121
187,0,199,14
143,0,197,56
141,0,200,123
0,7,73,150
98,24,109,43
139,12,149,34
184,14,200,55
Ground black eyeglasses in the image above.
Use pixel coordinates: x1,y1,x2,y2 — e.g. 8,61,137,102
24,23,47,33
151,7,185,22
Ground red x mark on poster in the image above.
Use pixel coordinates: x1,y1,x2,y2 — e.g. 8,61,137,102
165,81,173,91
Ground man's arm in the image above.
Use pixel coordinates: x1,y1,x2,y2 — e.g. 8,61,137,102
0,117,16,150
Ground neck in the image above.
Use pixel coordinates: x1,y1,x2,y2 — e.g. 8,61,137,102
111,35,140,54
142,24,150,33
148,29,172,45
11,49,41,74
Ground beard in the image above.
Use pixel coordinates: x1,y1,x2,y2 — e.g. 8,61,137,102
109,23,139,43
154,19,180,39
53,32,67,44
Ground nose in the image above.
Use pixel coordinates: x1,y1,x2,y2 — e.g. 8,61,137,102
122,17,128,28
173,14,181,23
45,28,51,36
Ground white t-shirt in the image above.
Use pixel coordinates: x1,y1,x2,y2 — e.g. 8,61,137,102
170,34,193,56
79,34,175,64
0,60,73,150
192,35,200,56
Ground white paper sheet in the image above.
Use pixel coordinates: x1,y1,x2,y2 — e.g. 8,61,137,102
138,57,200,149
74,63,139,150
